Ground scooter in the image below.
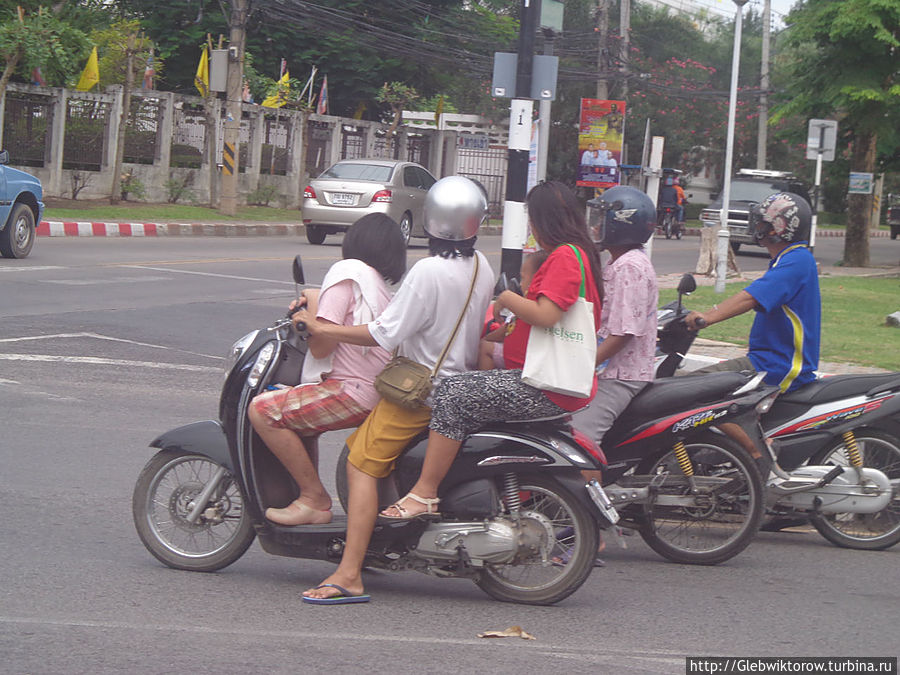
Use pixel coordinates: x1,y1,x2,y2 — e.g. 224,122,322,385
132,256,616,606
760,374,900,550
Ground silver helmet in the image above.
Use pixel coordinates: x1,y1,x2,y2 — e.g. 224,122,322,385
423,176,488,241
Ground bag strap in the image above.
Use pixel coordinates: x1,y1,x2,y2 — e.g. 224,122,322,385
564,244,587,298
431,253,480,377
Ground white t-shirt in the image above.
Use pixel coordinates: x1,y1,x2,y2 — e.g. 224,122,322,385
368,251,494,398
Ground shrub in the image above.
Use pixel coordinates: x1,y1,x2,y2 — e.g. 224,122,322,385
120,171,146,201
164,175,195,204
246,183,280,207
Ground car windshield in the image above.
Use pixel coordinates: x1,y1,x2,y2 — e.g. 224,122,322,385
729,180,791,202
320,163,393,182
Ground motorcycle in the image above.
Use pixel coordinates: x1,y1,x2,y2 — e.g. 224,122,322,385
759,374,900,550
657,205,682,240
133,256,616,606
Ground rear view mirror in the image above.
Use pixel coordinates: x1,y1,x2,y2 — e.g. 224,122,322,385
292,255,305,285
677,273,696,296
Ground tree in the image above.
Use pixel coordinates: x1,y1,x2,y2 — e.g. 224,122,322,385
774,0,900,266
0,4,89,99
375,81,418,154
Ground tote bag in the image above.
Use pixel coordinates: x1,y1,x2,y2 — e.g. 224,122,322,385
521,244,596,398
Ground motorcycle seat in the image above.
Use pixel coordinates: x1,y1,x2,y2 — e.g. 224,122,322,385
623,371,750,419
778,372,900,404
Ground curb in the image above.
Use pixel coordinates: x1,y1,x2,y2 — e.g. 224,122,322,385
37,221,307,237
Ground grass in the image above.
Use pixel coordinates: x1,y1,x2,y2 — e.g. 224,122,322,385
659,276,900,371
43,201,303,223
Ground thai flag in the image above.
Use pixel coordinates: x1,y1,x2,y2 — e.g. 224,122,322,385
143,50,155,89
316,75,328,115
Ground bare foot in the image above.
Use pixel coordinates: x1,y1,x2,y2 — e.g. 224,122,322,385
265,499,332,526
303,573,364,600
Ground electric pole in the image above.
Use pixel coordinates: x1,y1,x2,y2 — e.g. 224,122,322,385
756,0,771,170
220,0,248,216
595,0,609,100
499,0,540,285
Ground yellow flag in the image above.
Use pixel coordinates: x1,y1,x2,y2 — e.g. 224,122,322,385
434,95,444,126
261,71,290,108
194,45,209,97
75,46,99,92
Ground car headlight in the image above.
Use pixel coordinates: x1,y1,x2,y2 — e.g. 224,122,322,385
224,330,259,376
247,342,275,388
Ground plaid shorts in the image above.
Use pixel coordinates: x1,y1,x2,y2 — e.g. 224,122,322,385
250,379,370,436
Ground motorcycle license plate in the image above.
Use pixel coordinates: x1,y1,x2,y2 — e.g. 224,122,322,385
330,192,356,206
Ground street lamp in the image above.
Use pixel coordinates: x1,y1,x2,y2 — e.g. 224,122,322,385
716,0,750,293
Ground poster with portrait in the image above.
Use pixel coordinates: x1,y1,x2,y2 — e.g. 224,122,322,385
576,99,625,189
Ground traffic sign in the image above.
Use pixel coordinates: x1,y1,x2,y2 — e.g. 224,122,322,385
806,119,838,161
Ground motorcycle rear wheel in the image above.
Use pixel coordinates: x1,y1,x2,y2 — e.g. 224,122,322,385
664,214,674,239
133,449,256,571
809,430,900,550
475,475,598,606
636,432,764,565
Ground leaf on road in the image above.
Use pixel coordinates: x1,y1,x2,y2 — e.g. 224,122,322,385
477,625,536,640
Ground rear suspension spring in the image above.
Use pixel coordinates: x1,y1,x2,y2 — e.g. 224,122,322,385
502,473,521,514
673,441,694,477
842,431,863,468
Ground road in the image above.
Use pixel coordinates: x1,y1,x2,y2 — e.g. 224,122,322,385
1,235,898,674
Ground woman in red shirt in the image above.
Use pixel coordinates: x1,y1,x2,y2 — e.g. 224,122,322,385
380,181,603,520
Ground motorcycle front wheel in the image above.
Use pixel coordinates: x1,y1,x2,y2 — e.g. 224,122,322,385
132,449,256,571
809,430,900,550
475,474,598,606
636,432,764,565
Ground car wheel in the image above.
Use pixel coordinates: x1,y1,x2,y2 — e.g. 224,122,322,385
0,203,36,259
305,225,326,245
399,212,412,247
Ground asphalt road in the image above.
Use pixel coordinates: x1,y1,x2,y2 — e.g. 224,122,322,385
1,235,898,674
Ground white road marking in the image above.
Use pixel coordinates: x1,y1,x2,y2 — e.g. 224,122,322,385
0,616,683,669
126,264,297,285
39,275,173,285
0,332,223,361
0,266,63,273
0,354,221,372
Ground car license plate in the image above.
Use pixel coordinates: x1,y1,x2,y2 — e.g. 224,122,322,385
330,192,356,206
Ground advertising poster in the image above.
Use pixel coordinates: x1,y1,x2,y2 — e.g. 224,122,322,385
576,99,625,189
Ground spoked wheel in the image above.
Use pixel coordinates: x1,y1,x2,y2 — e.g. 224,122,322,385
636,432,764,564
809,431,900,550
475,474,598,605
664,214,674,239
132,449,255,571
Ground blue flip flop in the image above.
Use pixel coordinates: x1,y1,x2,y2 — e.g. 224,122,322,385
302,583,371,605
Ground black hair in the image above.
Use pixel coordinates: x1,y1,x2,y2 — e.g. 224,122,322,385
428,236,477,258
525,181,604,302
342,213,407,284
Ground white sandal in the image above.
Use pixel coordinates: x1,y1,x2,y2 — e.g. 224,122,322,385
379,492,441,521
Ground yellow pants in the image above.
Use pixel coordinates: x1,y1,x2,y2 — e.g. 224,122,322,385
346,398,432,478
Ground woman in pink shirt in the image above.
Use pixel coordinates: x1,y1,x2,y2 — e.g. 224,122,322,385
248,214,406,526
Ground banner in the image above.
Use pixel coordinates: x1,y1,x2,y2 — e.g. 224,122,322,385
576,99,625,189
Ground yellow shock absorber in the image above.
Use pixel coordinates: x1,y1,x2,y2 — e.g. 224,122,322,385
842,431,863,468
673,441,694,477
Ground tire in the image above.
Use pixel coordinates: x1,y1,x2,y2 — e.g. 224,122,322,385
730,241,741,254
132,449,255,571
808,430,900,550
398,212,412,247
664,214,673,239
636,432,764,565
475,474,598,605
306,225,326,245
0,203,36,258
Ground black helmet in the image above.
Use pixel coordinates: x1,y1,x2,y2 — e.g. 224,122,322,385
587,185,656,248
751,192,812,245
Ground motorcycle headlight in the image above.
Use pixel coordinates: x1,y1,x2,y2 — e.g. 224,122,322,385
247,342,276,388
224,330,259,376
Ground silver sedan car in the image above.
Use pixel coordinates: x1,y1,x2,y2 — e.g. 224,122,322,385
301,158,436,245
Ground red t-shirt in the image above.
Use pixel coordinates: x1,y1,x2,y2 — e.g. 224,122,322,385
503,244,602,410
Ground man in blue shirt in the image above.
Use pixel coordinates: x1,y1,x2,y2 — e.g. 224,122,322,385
685,192,820,393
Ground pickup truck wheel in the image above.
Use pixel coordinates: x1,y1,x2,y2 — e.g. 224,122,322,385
0,203,36,258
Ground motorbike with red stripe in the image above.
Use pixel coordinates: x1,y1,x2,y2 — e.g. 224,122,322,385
759,373,900,550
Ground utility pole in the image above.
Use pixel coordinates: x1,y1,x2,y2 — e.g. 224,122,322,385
619,0,631,163
595,0,609,100
499,0,540,285
536,27,555,183
220,0,248,216
756,0,771,170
